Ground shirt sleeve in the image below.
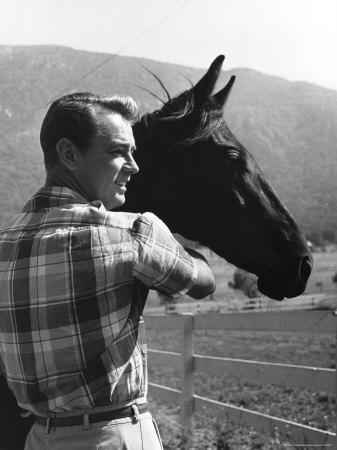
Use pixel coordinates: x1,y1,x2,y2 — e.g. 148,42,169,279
131,212,198,298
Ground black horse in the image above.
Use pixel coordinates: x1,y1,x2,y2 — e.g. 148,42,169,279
0,55,312,449
124,55,312,300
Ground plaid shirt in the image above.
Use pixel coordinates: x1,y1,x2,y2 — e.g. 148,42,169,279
0,187,197,414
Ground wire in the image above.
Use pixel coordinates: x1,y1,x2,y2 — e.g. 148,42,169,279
54,0,194,96
1,0,194,138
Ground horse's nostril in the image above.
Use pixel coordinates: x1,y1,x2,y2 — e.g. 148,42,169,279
299,255,312,283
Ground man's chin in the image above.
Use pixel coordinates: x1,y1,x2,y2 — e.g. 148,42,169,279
109,195,125,211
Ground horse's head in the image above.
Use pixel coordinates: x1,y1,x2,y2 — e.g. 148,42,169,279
130,55,312,301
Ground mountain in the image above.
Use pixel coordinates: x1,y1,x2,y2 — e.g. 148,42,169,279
0,45,336,242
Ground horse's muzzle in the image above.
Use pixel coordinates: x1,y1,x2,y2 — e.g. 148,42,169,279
257,254,313,301
298,255,312,285
284,254,313,298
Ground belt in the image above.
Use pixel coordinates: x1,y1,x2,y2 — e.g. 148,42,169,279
34,403,148,428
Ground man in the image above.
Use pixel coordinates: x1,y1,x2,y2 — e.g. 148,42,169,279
0,92,215,449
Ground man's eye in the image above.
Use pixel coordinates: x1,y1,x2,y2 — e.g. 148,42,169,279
110,149,124,156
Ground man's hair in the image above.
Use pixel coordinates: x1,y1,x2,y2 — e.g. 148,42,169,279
40,92,139,168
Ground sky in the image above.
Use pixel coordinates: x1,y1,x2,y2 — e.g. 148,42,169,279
0,0,336,91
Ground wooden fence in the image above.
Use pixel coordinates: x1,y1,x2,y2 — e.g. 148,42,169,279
145,310,337,448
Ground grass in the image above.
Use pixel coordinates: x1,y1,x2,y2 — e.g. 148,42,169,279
0,249,334,449
144,247,337,447
305,247,337,295
146,326,336,449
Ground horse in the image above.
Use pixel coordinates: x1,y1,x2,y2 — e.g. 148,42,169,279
0,55,312,449
123,55,312,301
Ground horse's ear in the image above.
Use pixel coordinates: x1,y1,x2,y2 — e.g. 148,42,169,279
212,75,236,108
193,55,225,101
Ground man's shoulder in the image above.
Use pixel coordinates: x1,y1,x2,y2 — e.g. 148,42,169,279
0,204,142,233
103,211,169,238
85,203,142,229
130,212,171,235
0,212,27,232
51,203,147,235
0,202,167,238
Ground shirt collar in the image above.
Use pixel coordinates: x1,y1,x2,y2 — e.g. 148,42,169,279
22,186,90,212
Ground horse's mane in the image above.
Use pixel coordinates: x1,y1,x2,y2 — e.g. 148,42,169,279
135,85,225,147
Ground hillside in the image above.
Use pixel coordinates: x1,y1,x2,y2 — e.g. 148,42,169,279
0,45,336,241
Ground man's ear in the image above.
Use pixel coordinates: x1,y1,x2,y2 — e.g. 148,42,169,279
55,138,80,171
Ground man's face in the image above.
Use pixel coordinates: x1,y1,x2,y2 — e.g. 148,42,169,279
75,113,139,210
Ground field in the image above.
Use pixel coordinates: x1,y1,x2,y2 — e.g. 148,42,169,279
305,246,337,295
145,248,337,449
146,246,337,312
146,327,335,449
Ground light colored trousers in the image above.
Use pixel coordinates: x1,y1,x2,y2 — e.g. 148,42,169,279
24,411,163,450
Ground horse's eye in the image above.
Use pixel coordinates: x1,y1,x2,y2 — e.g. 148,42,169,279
226,148,240,160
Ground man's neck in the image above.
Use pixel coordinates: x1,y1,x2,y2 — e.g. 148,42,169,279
45,166,90,202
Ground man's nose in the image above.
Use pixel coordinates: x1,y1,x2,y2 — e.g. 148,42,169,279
124,155,139,174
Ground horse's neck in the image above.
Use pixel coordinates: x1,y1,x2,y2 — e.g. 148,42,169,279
122,140,196,239
123,192,174,227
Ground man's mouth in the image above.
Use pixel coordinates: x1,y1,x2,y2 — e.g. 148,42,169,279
115,181,127,188
114,180,129,193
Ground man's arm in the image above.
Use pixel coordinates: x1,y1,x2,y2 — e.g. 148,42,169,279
184,248,216,299
132,213,216,300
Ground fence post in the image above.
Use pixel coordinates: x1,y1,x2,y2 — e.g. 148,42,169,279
180,313,195,448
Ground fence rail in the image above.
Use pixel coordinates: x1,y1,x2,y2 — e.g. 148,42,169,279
145,310,337,448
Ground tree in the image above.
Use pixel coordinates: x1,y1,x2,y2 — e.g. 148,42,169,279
315,281,323,293
228,268,259,298
307,231,324,247
322,229,335,243
332,272,337,287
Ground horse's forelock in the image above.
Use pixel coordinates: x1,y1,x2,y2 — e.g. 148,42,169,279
137,88,225,147
158,89,195,121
